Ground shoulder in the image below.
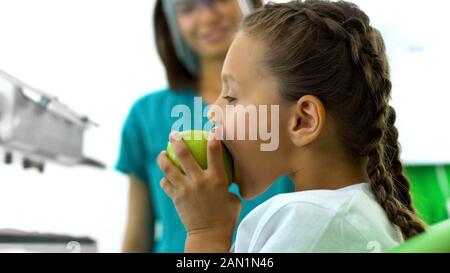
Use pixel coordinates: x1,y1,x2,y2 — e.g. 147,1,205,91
240,189,357,235
235,184,375,252
132,88,193,110
127,87,196,122
246,184,370,221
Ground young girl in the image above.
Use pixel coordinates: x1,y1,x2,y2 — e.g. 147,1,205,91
117,0,294,253
157,0,426,252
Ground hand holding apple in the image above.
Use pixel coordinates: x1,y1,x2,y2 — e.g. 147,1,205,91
157,129,241,252
166,130,234,184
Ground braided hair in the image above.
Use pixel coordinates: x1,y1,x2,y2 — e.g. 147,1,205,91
242,0,425,239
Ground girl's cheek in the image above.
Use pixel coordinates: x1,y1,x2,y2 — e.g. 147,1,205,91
207,103,237,142
223,107,237,140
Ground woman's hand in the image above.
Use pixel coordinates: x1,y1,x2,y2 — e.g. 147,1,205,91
157,129,241,252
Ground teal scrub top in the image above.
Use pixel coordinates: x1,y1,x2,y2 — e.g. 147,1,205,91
116,88,295,252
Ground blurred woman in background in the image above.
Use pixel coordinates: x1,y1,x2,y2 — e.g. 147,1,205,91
116,0,294,252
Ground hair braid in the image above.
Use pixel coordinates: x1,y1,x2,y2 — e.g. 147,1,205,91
383,106,426,237
242,0,426,239
334,6,427,238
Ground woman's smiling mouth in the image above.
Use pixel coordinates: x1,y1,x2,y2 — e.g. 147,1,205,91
201,26,229,44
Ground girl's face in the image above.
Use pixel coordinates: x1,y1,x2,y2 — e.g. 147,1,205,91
175,0,244,60
209,32,294,199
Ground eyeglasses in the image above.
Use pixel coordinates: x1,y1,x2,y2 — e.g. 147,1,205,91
173,0,234,15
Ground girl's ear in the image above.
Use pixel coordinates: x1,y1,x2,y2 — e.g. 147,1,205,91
287,95,326,147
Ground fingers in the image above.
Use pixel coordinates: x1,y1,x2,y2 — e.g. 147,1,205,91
160,177,176,198
157,151,186,186
207,128,226,177
169,131,202,177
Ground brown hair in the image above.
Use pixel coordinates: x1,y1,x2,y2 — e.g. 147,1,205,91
153,0,263,91
242,0,425,239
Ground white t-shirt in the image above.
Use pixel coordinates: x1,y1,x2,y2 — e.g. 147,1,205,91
233,183,403,253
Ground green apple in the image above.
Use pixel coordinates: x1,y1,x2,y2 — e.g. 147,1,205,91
166,130,234,184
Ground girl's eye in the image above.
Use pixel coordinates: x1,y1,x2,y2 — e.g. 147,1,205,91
223,96,237,103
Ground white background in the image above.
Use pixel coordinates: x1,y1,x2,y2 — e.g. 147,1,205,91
0,0,166,252
352,0,450,164
0,0,449,252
